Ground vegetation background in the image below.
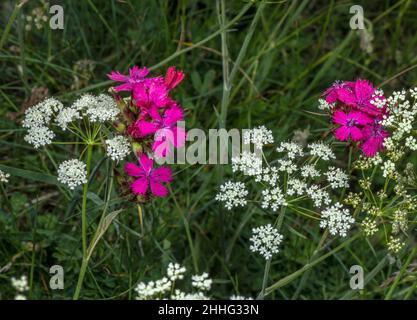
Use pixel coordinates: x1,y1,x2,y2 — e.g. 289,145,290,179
1,0,417,299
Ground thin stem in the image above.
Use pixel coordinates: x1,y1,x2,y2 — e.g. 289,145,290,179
73,143,94,300
385,244,417,300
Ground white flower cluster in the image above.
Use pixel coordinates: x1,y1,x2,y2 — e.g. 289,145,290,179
276,141,304,159
249,224,283,260
191,273,212,291
318,98,334,110
215,181,248,210
308,142,335,160
22,98,63,148
171,290,210,300
255,166,279,186
11,275,29,292
361,218,378,236
387,237,405,253
231,151,262,176
381,88,417,156
243,126,274,149
286,178,307,196
22,95,119,148
135,263,212,300
135,277,171,299
320,203,354,237
0,170,10,183
57,159,87,190
56,94,119,130
261,186,287,211
306,184,331,207
230,295,254,300
105,135,131,161
325,167,349,189
370,90,387,109
167,262,186,281
301,164,320,178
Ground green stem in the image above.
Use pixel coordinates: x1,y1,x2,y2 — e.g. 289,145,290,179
73,143,93,300
385,244,417,300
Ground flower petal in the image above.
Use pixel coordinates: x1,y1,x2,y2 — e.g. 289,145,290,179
139,153,153,173
350,126,363,141
137,120,160,137
124,162,145,177
163,104,184,127
130,178,148,195
332,110,347,125
151,167,173,183
335,127,349,141
337,88,356,106
354,79,374,102
150,180,168,197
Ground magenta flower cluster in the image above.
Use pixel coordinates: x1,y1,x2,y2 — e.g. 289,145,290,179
322,79,389,157
108,66,186,198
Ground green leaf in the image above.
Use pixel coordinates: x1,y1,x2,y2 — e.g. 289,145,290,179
0,165,59,185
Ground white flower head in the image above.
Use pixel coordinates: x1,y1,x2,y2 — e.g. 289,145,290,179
325,166,349,189
135,277,171,300
171,290,210,300
57,159,87,190
306,184,331,207
22,98,63,129
320,203,354,237
286,178,307,196
276,141,304,159
167,263,186,282
231,151,262,176
301,164,320,178
191,273,212,291
11,275,29,292
55,107,82,130
308,142,335,161
249,224,283,260
215,181,248,210
230,295,253,300
261,186,287,211
387,236,405,253
0,170,10,183
243,126,274,149
105,135,131,161
318,98,334,110
84,94,119,123
24,126,55,148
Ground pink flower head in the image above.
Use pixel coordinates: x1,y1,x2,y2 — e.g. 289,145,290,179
132,77,171,118
164,66,185,90
337,79,385,117
323,80,355,104
108,66,149,92
333,110,372,141
124,153,173,197
361,122,389,157
133,104,186,158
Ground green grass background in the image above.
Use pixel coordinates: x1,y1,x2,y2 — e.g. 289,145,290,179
1,0,417,299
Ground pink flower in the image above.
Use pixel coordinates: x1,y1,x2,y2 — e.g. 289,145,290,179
132,78,171,119
333,110,372,141
124,153,173,197
164,66,185,90
337,79,385,117
323,80,355,104
133,104,186,158
108,66,149,92
361,123,389,157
